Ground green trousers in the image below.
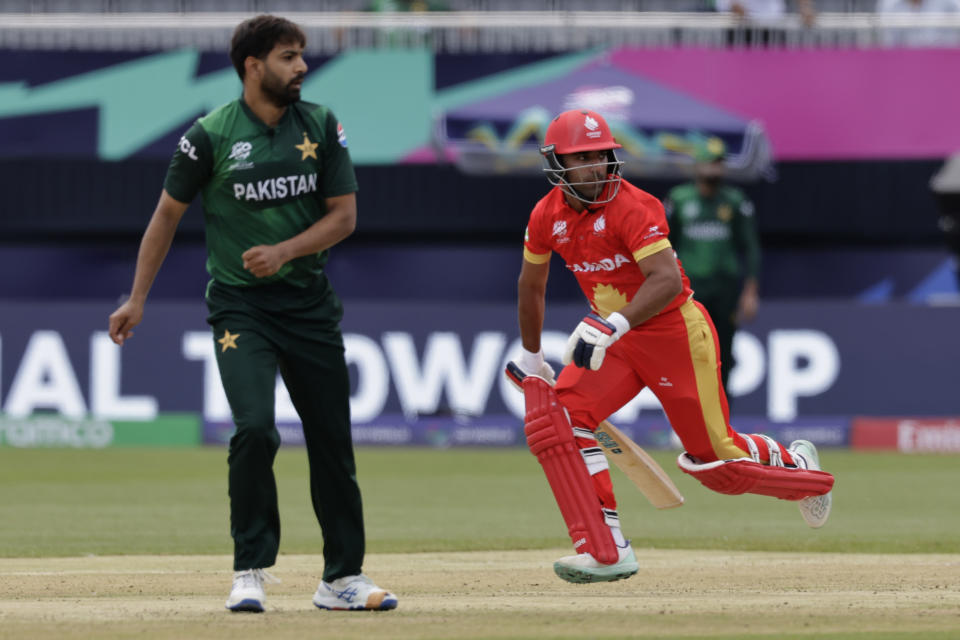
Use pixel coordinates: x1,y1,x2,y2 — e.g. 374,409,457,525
206,278,365,580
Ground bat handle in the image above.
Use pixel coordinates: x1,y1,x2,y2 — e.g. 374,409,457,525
505,360,527,383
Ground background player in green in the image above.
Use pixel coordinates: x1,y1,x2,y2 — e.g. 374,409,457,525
664,147,761,400
107,15,397,614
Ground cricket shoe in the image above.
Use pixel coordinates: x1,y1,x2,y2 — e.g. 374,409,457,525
789,439,833,529
225,568,278,612
553,543,639,584
312,574,398,611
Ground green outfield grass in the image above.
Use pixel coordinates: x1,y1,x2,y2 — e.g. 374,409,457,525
0,447,957,558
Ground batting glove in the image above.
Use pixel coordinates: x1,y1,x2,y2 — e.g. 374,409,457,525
505,347,556,391
562,312,631,371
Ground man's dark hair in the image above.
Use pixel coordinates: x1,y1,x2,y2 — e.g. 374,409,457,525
230,15,306,80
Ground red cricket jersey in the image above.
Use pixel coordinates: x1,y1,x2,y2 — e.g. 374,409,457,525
523,180,693,318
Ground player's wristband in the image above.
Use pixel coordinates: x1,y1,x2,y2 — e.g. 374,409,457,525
606,312,631,337
518,346,545,372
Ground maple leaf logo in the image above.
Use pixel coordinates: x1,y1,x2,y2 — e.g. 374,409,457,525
591,283,629,318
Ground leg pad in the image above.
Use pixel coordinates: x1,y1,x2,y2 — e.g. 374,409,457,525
523,376,618,565
677,453,834,501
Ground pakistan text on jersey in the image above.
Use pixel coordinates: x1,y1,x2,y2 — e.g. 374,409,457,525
684,222,732,241
233,173,318,202
567,253,633,273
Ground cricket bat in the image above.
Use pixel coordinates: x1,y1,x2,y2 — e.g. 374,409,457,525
505,362,684,510
594,419,684,510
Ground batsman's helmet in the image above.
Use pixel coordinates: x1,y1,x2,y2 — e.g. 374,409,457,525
540,109,624,205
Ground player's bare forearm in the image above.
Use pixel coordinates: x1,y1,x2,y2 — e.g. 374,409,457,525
518,259,549,352
277,193,357,261
617,248,683,328
242,194,356,278
109,190,188,345
129,191,189,304
518,292,545,352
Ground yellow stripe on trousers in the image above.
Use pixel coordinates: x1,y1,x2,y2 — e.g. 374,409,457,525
678,300,748,460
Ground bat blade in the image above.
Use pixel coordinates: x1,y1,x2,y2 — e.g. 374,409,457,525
594,420,684,510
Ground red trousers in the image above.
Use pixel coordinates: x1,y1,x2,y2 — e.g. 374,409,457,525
557,300,794,479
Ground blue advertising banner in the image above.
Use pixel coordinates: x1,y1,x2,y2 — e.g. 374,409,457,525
0,299,956,448
203,415,848,449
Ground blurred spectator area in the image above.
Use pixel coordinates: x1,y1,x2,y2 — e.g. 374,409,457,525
0,1,885,12
2,1,959,303
3,3,960,52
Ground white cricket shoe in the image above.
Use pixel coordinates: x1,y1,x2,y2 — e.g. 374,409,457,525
789,439,833,529
312,574,398,611
553,543,639,584
225,568,278,612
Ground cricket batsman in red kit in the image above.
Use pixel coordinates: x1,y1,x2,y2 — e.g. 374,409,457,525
506,109,834,584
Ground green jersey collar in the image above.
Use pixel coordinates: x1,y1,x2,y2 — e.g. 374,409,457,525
238,95,294,133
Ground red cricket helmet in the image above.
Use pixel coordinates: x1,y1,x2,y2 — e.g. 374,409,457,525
540,109,624,205
540,109,623,205
543,108,623,154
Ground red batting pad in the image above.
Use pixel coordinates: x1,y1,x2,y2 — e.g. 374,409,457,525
677,454,834,501
523,376,618,564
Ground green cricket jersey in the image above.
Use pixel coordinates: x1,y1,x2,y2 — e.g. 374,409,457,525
664,183,760,288
164,97,358,288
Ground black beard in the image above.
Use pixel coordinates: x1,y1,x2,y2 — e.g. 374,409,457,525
700,176,722,189
574,185,600,200
261,76,301,108
568,181,604,203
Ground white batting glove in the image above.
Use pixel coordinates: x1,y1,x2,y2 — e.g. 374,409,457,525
562,312,630,371
505,347,556,391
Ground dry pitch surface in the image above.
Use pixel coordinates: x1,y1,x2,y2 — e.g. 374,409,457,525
1,549,958,639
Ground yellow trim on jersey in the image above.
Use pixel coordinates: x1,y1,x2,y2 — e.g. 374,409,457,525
678,300,746,460
632,238,672,263
523,247,552,264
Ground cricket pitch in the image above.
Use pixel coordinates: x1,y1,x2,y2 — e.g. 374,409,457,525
1,549,958,639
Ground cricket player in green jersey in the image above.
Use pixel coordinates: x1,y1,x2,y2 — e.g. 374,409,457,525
108,15,397,613
664,149,761,399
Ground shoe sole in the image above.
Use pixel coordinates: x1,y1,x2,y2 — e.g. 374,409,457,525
800,493,832,528
226,598,264,613
792,440,832,528
553,563,639,584
313,594,398,611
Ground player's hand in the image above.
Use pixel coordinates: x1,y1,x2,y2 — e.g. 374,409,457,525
242,244,288,278
504,348,556,391
108,299,144,346
562,312,630,370
738,279,759,323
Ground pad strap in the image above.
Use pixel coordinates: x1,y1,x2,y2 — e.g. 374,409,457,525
753,433,785,467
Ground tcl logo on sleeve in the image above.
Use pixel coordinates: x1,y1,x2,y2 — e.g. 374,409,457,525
178,136,199,161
